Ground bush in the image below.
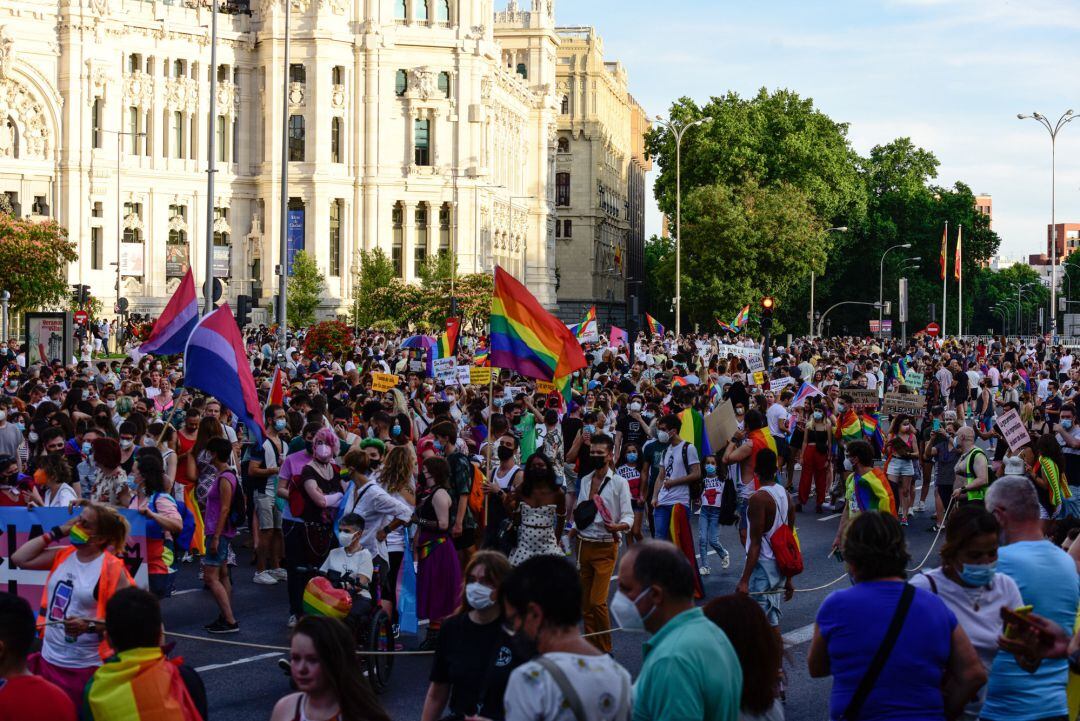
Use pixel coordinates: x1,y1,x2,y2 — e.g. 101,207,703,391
303,320,354,357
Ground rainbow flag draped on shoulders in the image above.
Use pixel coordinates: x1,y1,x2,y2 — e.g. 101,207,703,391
835,409,863,444
848,467,896,516
645,313,665,338
678,407,710,458
83,647,203,721
748,427,778,488
489,266,587,381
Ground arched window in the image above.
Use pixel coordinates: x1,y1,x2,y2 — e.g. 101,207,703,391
394,0,407,20
437,72,450,98
557,137,569,153
560,95,569,115
436,0,450,23
395,69,408,97
417,0,429,21
515,63,528,80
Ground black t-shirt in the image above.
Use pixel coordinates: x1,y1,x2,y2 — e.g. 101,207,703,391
561,416,583,453
429,613,526,719
615,414,647,451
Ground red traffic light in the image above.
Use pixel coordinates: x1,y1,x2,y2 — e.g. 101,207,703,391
760,297,775,311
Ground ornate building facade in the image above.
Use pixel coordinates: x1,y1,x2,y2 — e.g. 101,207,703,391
0,0,563,318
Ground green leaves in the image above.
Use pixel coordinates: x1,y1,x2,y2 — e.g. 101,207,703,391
0,216,78,314
286,250,324,329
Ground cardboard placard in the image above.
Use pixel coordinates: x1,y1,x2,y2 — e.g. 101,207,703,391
769,376,796,392
745,353,766,373
455,366,472,386
750,371,766,386
846,389,879,411
504,385,524,398
705,400,738,453
536,380,557,394
903,371,925,389
432,357,457,383
408,360,424,373
881,392,926,417
470,367,494,385
997,408,1031,451
371,373,400,392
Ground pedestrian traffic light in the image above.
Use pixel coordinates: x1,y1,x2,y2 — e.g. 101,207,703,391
760,296,775,330
71,284,90,307
236,294,252,329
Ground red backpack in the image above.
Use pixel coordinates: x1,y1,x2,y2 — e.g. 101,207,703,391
769,492,803,577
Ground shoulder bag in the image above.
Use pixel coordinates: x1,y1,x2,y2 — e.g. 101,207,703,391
839,583,916,721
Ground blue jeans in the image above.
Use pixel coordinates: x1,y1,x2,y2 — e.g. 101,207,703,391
698,506,729,565
652,503,688,541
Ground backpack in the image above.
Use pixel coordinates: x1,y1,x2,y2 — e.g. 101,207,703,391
220,470,247,531
150,492,196,554
767,489,803,577
468,462,485,521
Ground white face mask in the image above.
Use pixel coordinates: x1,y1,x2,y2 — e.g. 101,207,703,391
610,587,653,634
656,430,670,444
465,582,495,610
843,457,853,471
629,401,642,413
337,530,357,548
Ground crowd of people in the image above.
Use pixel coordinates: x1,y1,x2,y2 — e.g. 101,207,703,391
2,325,1080,720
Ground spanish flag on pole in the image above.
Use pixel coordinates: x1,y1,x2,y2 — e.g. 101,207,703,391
939,223,948,280
954,224,962,281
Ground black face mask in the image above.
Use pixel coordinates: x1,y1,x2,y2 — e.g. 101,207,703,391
497,445,514,462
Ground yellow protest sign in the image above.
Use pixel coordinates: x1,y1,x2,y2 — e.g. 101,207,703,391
370,373,400,392
470,367,494,385
536,380,556,394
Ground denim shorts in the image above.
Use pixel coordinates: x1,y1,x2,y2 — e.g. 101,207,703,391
201,536,231,567
887,457,917,477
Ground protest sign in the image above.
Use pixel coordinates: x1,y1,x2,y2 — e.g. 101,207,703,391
0,507,148,609
408,360,424,373
846,389,879,412
504,385,524,399
768,376,796,392
881,392,926,416
996,408,1031,451
470,367,494,385
903,371,925,389
705,401,738,453
432,357,457,383
536,380,556,394
455,366,471,386
371,373,400,392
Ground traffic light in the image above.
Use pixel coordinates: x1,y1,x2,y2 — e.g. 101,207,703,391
760,296,775,330
236,294,252,329
71,284,90,307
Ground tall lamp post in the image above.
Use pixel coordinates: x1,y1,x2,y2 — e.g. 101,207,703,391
653,114,712,337
879,243,912,327
1018,110,1076,337
808,226,848,339
1016,282,1037,335
276,0,292,350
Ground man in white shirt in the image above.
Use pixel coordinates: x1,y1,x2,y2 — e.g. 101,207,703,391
570,433,633,653
1061,351,1074,382
651,414,701,540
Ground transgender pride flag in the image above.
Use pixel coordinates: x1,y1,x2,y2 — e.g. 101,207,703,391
139,269,198,356
183,304,266,442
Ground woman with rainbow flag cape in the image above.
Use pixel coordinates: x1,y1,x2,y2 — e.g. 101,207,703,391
831,440,896,554
1033,433,1071,521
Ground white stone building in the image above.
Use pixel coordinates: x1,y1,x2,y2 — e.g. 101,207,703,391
0,0,561,318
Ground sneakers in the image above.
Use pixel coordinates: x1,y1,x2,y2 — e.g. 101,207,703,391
253,571,278,585
391,623,400,639
181,552,194,564
900,515,909,527
277,658,292,677
206,619,239,634
700,565,711,576
287,614,298,629
912,501,925,513
721,554,731,569
269,568,288,582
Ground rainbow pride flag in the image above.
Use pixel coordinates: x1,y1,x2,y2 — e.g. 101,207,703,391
716,319,739,334
733,304,750,328
436,317,460,359
302,576,352,619
83,647,203,721
490,266,587,381
575,305,597,341
672,376,689,387
181,484,205,555
862,412,884,452
645,313,665,337
849,467,896,515
748,427,778,487
791,382,822,408
678,407,710,458
708,382,721,403
669,503,704,598
474,348,489,367
835,409,863,444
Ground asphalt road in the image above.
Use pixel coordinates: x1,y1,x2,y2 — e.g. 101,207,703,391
159,478,949,721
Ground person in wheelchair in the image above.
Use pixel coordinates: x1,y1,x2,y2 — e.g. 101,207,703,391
320,513,375,633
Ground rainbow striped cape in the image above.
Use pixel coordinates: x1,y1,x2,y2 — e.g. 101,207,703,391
678,407,711,458
846,467,896,516
835,409,863,444
83,647,202,721
489,266,586,381
669,503,704,598
748,427,778,488
645,313,665,337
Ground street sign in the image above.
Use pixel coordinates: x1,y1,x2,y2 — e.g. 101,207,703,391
926,322,940,336
73,310,89,326
882,320,892,334
869,320,880,333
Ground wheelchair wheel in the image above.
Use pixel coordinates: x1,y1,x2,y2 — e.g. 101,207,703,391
367,608,394,693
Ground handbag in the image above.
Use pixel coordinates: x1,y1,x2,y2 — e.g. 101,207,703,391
839,583,916,721
572,475,611,530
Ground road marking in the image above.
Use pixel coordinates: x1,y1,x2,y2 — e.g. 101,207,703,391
195,651,280,672
817,513,841,521
610,549,722,583
171,588,201,596
782,623,815,646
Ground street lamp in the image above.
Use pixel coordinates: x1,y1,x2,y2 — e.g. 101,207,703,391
1018,110,1077,336
879,243,912,326
276,0,292,350
809,226,848,339
1016,281,1038,335
654,114,713,337
0,290,10,341
1063,261,1080,301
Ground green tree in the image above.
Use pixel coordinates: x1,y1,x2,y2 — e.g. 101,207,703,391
643,235,675,326
287,250,324,328
969,264,1047,336
1062,250,1080,310
351,248,397,327
0,216,78,314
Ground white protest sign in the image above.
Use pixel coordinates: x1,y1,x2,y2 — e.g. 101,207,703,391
455,366,471,386
768,376,796,392
996,408,1031,451
432,357,457,383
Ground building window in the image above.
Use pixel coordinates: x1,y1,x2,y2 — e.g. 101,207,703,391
92,202,103,217
439,203,450,254
394,0,406,21
516,63,528,80
173,111,184,158
122,202,142,244
128,107,140,154
414,118,430,166
331,117,342,163
91,98,103,149
173,59,186,77
438,72,450,98
554,220,561,239
563,219,572,238
560,95,569,114
289,63,306,85
217,64,229,82
392,202,403,277
90,226,103,270
557,137,569,153
436,0,450,24
31,196,48,216
415,203,429,270
143,110,153,156
288,115,305,161
215,115,227,162
189,115,197,160
128,54,141,74
232,118,239,163
417,0,429,21
396,70,408,97
332,65,344,85
168,204,187,246
213,207,229,246
329,199,342,277
555,172,570,206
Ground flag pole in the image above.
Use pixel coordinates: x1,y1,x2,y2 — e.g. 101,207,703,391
957,224,963,338
942,221,948,338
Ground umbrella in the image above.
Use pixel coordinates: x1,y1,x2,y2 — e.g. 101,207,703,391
400,335,436,350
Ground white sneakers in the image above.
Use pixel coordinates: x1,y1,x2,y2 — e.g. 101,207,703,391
700,565,711,576
253,570,278,585
269,568,288,581
721,554,731,569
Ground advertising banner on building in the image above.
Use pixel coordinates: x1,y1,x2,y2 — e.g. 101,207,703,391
212,245,231,278
165,244,190,277
287,209,305,275
25,312,72,365
119,242,144,276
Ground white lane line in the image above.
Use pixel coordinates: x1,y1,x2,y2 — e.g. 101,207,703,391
817,513,841,521
171,588,201,596
195,651,280,673
782,623,816,646
610,549,722,583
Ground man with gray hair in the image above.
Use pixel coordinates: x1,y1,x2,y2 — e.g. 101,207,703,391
980,476,1079,721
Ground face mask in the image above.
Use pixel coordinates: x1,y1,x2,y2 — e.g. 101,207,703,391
610,587,654,633
629,402,642,412
1064,420,1074,431
337,530,357,548
28,431,38,443
642,411,654,421
81,390,89,401
493,397,506,408
106,400,116,409
433,439,445,452
735,408,745,416
81,442,92,456
958,561,996,587
274,418,288,432
584,424,596,435
391,424,401,436
656,430,670,444
466,582,495,610
314,443,333,462
836,403,846,413
497,445,513,462
812,411,823,421
120,439,134,450
704,463,717,475
14,422,23,432
843,457,853,471
626,452,639,463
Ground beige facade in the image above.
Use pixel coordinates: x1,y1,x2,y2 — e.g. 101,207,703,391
552,25,647,327
0,0,562,319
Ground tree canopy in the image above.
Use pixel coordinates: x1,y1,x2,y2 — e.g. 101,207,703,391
0,216,78,314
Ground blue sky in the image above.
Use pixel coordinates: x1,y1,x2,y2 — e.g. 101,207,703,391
554,0,1080,259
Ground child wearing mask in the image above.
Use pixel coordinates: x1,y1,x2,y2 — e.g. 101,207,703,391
615,443,644,542
698,454,734,573
319,513,373,628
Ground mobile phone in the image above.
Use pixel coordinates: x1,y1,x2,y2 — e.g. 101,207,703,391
932,419,942,431
1001,605,1035,640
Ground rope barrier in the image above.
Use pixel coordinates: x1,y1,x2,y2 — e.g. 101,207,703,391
163,630,435,656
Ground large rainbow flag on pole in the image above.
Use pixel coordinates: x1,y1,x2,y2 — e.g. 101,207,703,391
571,305,597,341
489,266,587,381
645,313,665,337
733,304,750,329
